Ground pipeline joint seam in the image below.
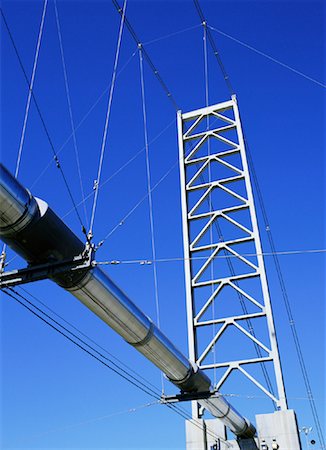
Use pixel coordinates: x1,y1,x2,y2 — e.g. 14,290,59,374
129,321,154,347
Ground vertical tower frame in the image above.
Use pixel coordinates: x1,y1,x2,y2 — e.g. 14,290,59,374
178,96,287,419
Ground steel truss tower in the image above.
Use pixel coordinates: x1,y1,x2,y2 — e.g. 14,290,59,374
178,96,287,421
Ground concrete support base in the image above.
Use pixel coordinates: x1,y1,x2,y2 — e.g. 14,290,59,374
256,409,301,449
185,418,227,450
186,410,301,450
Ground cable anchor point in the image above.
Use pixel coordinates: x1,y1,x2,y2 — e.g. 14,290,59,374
93,179,99,191
0,250,7,274
82,230,96,260
54,155,61,169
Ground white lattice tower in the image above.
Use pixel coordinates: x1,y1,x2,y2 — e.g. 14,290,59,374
178,96,287,420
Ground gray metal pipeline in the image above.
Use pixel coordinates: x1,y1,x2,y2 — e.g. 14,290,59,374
0,163,256,438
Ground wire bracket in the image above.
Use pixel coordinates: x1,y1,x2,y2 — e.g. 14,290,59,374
161,389,218,404
0,246,94,289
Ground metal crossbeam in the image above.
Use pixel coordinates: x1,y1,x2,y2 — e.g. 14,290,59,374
178,96,287,419
161,390,218,404
0,253,93,288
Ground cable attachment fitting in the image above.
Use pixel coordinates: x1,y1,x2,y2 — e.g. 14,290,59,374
140,260,152,265
93,179,99,191
95,240,104,251
0,250,7,274
82,231,95,260
54,155,61,169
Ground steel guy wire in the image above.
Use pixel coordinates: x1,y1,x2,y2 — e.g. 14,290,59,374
243,135,326,448
89,0,127,236
17,402,159,443
61,118,175,224
29,47,138,191
3,118,175,270
203,22,210,110
96,115,214,246
0,15,136,253
97,98,247,249
138,46,165,394
202,21,217,387
2,288,199,433
139,20,326,89
26,12,325,195
208,25,326,89
0,7,88,238
111,0,180,111
138,50,160,317
95,248,326,266
4,287,167,400
1,0,48,270
2,288,230,446
16,289,219,437
193,0,234,96
54,0,89,229
5,288,314,421
100,159,179,244
142,23,201,46
18,286,162,395
15,286,196,423
15,287,218,439
222,393,311,401
15,0,48,180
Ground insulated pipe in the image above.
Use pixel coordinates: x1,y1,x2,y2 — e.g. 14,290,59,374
0,164,256,438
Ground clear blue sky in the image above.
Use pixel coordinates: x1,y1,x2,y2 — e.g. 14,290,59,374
1,0,325,448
